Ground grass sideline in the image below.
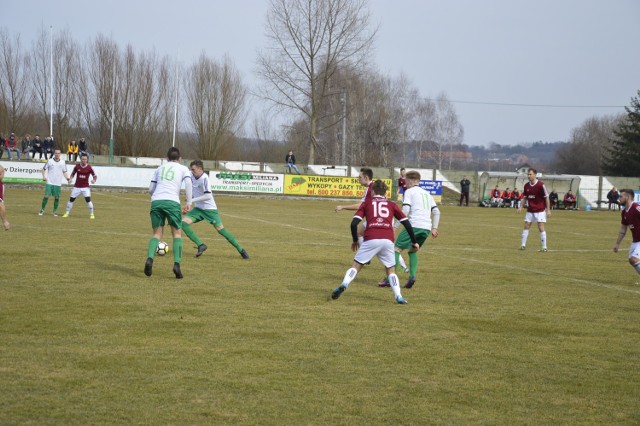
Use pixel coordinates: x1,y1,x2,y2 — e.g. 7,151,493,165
1,187,638,424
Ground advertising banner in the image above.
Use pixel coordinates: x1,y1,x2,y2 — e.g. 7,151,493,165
284,175,392,198
419,180,443,203
209,171,284,194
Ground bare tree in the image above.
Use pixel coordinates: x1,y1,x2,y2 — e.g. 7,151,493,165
429,93,463,170
184,53,247,161
257,0,377,164
30,27,52,133
50,29,81,149
0,29,31,133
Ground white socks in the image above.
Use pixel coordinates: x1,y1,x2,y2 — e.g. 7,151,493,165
540,231,547,249
397,254,408,272
88,201,94,214
341,268,358,287
633,262,640,275
388,273,402,298
521,229,529,247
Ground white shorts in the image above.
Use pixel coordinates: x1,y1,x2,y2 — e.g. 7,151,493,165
70,187,91,199
629,241,640,260
524,212,547,223
354,239,395,267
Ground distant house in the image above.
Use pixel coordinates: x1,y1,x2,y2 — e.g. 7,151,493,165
515,164,531,174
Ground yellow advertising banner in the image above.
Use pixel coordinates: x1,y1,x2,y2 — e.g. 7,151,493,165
284,175,393,198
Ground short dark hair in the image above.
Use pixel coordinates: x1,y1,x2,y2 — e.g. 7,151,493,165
360,167,373,180
371,179,388,196
167,147,180,161
528,168,538,174
620,189,635,198
190,159,204,169
80,152,88,159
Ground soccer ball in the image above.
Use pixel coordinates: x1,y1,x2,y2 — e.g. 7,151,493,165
156,241,169,256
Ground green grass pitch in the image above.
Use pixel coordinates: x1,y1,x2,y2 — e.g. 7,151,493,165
1,187,638,424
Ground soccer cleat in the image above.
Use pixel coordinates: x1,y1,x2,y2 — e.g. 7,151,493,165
38,210,44,216
173,262,183,279
520,246,526,250
62,213,69,218
52,212,58,217
377,279,390,288
331,284,346,300
240,249,250,260
404,277,416,289
89,214,95,219
196,243,208,257
396,296,408,305
539,248,548,252
144,257,153,277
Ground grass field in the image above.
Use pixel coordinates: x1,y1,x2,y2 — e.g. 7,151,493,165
1,187,639,425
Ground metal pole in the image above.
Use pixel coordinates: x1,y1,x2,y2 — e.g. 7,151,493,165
341,89,346,167
49,26,53,138
172,54,180,147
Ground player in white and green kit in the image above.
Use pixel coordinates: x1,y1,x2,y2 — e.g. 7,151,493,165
145,147,192,279
39,149,70,216
181,160,249,259
378,170,440,289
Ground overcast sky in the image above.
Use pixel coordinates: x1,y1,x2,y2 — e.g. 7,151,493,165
3,0,638,146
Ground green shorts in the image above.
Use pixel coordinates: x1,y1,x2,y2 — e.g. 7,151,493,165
395,227,430,250
150,200,183,229
44,184,61,197
183,207,222,227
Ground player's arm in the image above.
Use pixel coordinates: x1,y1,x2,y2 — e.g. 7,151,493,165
431,206,441,237
41,165,47,182
91,170,97,184
148,180,157,194
191,192,213,204
350,215,363,251
613,224,627,253
336,202,360,212
183,176,193,211
0,201,10,231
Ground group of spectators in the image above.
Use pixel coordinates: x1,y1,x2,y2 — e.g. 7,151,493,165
486,185,524,208
548,189,577,210
0,133,88,162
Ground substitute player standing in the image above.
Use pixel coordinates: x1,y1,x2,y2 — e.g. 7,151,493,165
517,168,551,252
63,153,97,219
613,189,640,276
331,180,419,305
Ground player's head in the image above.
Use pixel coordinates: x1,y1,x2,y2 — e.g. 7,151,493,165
53,149,61,160
404,170,420,188
400,167,406,176
527,168,537,181
359,167,373,184
619,189,635,205
80,153,88,164
189,159,204,178
167,147,181,162
371,180,388,196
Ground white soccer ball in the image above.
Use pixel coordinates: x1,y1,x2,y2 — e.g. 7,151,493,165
156,241,169,256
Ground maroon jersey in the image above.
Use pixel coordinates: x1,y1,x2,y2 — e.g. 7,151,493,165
0,182,4,201
354,195,408,242
398,177,407,193
360,181,373,203
523,180,548,213
71,164,96,188
622,202,640,243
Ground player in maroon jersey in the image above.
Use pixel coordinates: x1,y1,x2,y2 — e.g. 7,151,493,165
517,168,551,251
335,167,374,245
397,167,407,201
331,180,419,304
63,153,98,219
613,188,640,276
0,165,10,230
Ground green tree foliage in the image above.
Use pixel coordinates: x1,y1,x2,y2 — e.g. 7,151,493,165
604,90,640,177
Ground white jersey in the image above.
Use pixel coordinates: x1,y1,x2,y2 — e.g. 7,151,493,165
43,158,68,186
150,162,191,203
191,172,217,210
402,185,436,230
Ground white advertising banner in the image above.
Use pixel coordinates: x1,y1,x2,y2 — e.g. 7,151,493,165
209,171,284,194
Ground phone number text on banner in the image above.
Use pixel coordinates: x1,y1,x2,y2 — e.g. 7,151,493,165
284,175,392,198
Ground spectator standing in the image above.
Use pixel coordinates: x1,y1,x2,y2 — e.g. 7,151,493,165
5,133,21,160
518,168,551,252
39,149,70,216
613,188,640,277
563,190,577,210
459,175,471,206
397,168,407,202
0,165,11,230
607,187,620,211
32,135,44,160
285,150,300,174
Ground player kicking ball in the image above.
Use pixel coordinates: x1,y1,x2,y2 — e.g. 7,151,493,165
331,180,419,305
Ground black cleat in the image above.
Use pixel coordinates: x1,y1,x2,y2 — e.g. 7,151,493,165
144,257,153,277
404,277,416,289
173,262,183,279
196,243,208,257
240,249,250,260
